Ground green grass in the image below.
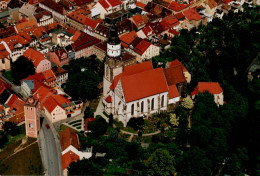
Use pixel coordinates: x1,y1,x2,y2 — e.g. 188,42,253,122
2,71,14,82
60,124,69,131
6,134,25,145
76,126,82,129
71,122,82,127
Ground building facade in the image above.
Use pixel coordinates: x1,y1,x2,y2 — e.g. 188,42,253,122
25,97,40,138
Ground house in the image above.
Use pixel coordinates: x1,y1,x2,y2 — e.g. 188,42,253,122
52,66,68,87
0,0,9,12
48,49,69,67
39,0,70,23
161,15,181,31
131,14,145,29
60,128,92,176
34,8,54,26
166,59,191,83
20,74,43,97
191,82,224,106
104,61,187,126
93,0,123,19
14,19,38,33
51,29,73,47
120,30,138,48
71,32,101,59
42,69,56,88
92,42,107,60
18,3,36,20
203,0,218,22
0,42,11,71
137,25,154,39
23,48,51,73
183,8,202,30
67,7,99,35
168,1,190,13
131,38,160,62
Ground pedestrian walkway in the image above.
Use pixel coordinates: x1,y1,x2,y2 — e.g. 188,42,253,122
94,95,109,122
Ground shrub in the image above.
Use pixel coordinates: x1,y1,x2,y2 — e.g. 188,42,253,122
138,131,142,137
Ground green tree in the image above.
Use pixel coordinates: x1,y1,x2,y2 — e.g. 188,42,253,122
3,122,21,136
68,158,103,176
88,116,108,137
146,148,175,176
0,131,8,149
181,95,194,110
11,56,35,85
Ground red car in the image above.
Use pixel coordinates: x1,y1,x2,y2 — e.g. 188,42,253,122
45,124,50,129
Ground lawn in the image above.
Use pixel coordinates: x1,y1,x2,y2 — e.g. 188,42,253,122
68,119,82,125
2,71,14,82
0,142,43,175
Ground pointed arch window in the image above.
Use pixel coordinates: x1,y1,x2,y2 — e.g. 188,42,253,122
131,104,134,116
161,95,164,107
151,98,154,110
141,101,144,113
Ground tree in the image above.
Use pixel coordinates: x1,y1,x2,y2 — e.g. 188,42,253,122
11,56,35,85
0,131,8,149
87,116,108,137
146,148,175,176
68,158,103,176
108,114,113,126
181,95,194,110
3,122,21,136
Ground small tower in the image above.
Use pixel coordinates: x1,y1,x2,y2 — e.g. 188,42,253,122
25,96,40,138
103,23,123,99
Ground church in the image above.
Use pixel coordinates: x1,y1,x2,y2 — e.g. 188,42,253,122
103,24,189,127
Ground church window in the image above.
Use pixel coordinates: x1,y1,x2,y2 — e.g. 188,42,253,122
131,104,134,116
161,95,164,107
141,101,144,113
151,98,154,110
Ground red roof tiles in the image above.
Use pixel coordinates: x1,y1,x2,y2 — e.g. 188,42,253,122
133,39,151,55
132,14,145,28
197,82,223,94
136,1,146,8
107,0,122,7
168,59,187,72
168,85,180,99
164,65,186,86
121,67,168,102
23,48,46,67
168,1,190,12
43,96,60,113
183,8,202,21
120,31,138,48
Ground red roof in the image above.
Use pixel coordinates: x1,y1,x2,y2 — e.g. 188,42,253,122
105,95,112,103
53,94,71,107
168,29,180,35
120,31,137,48
85,118,96,131
168,59,187,72
174,12,185,20
162,15,180,28
43,96,60,113
168,85,180,99
72,32,100,51
121,67,168,102
62,151,80,170
142,26,153,36
132,14,145,27
168,1,190,12
107,0,122,7
133,39,151,55
164,65,186,86
84,17,99,29
223,0,233,4
99,0,109,10
24,48,46,67
136,1,146,8
197,82,223,94
71,31,81,42
183,8,202,21
110,61,154,90
42,69,56,83
7,94,18,107
60,127,80,151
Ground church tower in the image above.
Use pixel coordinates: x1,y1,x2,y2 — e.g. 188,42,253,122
25,97,40,138
103,24,124,99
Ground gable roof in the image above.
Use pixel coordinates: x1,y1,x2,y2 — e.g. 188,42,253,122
197,82,223,94
133,39,151,55
60,127,80,151
136,1,146,8
168,1,190,12
132,14,145,27
120,30,138,48
110,61,153,90
15,19,38,33
168,59,188,72
71,32,100,51
183,8,202,21
23,48,47,67
43,96,60,113
121,67,168,102
142,26,153,37
163,65,186,86
42,69,56,83
99,0,110,10
205,0,218,9
107,0,122,7
162,15,180,28
168,85,180,99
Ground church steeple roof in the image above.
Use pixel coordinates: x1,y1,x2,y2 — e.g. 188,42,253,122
107,23,120,45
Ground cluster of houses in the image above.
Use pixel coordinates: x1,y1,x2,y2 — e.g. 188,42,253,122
0,0,250,173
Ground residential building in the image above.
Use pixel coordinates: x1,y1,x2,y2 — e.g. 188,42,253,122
52,66,68,87
92,42,107,60
34,8,54,26
60,128,92,176
191,82,224,106
183,8,202,30
51,29,73,47
23,48,51,73
93,0,123,19
48,48,69,67
166,59,191,83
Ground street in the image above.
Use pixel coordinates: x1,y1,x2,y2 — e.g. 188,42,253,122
38,118,62,176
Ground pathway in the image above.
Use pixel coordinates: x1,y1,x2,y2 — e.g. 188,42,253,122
94,95,109,122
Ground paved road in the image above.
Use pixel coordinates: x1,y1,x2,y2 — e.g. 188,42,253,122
39,118,62,176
